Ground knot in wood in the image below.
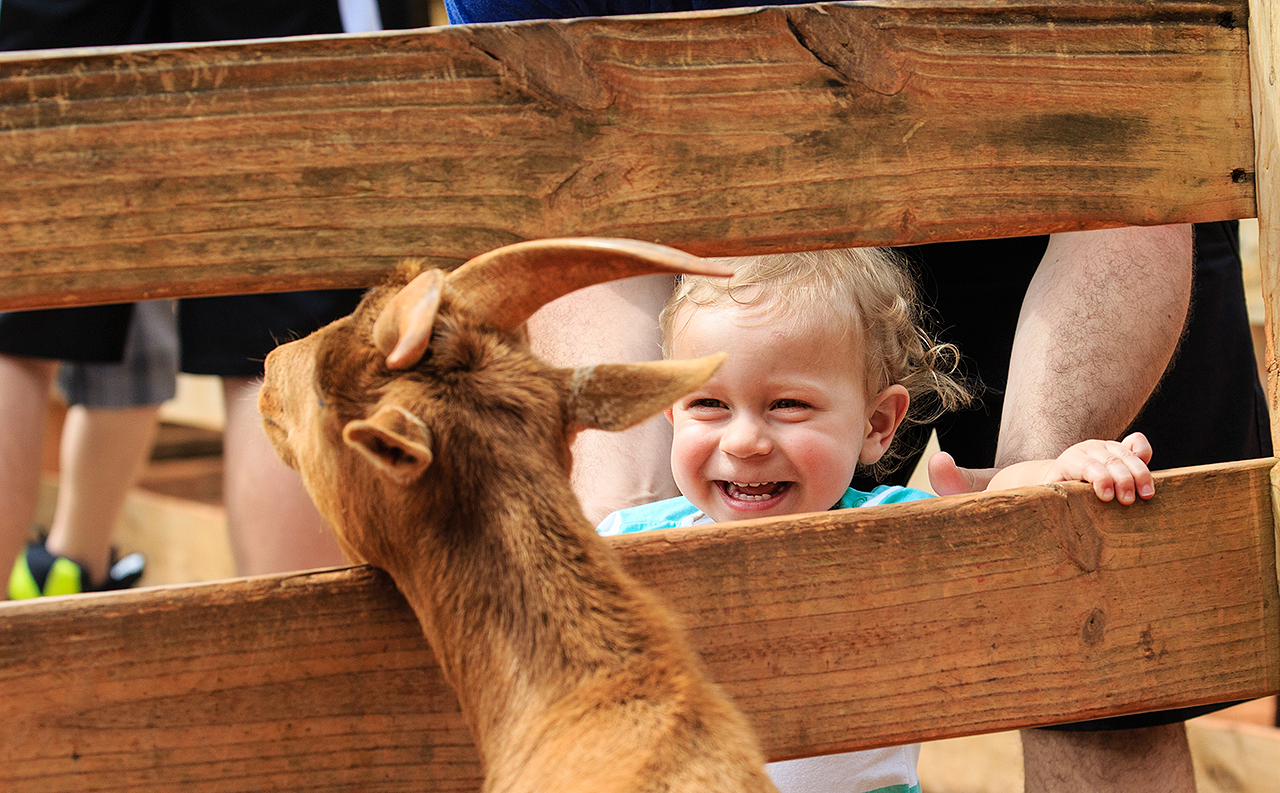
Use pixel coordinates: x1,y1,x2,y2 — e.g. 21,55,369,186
1079,608,1107,647
1044,486,1104,574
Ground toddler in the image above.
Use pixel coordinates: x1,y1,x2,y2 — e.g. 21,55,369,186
598,247,1154,793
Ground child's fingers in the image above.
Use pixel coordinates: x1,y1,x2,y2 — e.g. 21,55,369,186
1106,454,1139,504
1109,437,1155,501
927,452,967,496
1120,431,1154,464
1088,442,1153,504
1081,457,1118,502
1122,449,1155,500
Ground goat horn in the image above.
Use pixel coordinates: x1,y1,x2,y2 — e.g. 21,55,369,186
446,238,733,333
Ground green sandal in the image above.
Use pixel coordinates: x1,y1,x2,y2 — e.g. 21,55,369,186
8,539,145,599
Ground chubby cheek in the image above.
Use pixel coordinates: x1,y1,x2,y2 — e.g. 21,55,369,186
669,420,719,503
785,426,863,508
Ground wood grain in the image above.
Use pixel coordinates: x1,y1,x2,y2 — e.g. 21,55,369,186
2,459,1276,791
0,0,1256,309
1254,0,1280,451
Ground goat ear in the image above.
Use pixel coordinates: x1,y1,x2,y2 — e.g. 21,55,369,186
343,405,434,485
566,353,727,432
373,267,446,370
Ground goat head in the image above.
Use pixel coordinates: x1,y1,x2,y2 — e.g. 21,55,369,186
258,238,729,571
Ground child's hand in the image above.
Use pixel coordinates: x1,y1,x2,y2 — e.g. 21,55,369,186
984,432,1155,504
927,452,998,496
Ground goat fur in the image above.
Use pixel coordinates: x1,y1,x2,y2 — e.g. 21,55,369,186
259,249,779,793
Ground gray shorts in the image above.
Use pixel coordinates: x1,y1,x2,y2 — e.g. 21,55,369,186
57,300,179,409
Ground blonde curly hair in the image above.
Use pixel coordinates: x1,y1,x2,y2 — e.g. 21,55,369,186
660,247,973,477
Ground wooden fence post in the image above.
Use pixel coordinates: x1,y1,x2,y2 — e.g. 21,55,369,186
1254,0,1278,433
1250,0,1280,607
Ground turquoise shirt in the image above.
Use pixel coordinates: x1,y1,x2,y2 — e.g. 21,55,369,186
597,485,933,536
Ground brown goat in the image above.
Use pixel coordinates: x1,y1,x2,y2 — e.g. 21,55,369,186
259,239,779,793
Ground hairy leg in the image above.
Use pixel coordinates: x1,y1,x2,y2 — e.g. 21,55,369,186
45,404,161,584
222,376,345,576
1021,724,1196,793
0,356,58,595
527,274,679,523
996,226,1192,466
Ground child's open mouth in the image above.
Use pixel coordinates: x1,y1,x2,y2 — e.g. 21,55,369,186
718,481,791,502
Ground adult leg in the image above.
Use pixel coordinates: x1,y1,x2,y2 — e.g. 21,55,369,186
179,286,358,577
1017,222,1263,791
181,288,355,577
527,275,679,523
221,376,346,576
1021,724,1196,793
0,356,58,592
43,299,179,586
43,404,161,584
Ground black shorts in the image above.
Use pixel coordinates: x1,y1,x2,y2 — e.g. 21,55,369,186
852,221,1267,730
0,292,365,377
0,0,345,51
0,0,368,377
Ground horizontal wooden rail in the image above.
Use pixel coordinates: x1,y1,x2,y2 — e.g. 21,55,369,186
0,0,1256,310
2,458,1276,792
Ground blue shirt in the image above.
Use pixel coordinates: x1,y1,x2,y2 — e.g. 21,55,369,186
597,485,933,536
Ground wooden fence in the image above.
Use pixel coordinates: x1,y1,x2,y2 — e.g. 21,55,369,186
0,0,1276,789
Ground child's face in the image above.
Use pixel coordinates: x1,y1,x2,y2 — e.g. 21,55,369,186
666,303,906,524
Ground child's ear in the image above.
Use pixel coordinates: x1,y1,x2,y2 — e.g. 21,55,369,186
665,405,675,425
860,384,910,465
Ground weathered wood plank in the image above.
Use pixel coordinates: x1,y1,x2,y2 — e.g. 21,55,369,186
2,459,1276,792
0,0,1255,309
1254,0,1280,452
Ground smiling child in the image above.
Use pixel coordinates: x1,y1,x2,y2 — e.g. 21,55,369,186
596,247,1154,793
